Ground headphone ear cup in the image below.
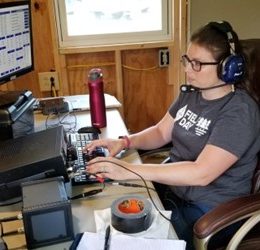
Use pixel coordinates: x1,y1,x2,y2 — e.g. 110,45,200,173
218,55,245,83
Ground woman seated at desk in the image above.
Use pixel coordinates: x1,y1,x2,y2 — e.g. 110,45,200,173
85,21,260,250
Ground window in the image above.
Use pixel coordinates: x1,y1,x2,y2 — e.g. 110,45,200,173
54,0,172,47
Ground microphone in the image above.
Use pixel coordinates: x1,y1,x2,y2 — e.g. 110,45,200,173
180,83,228,93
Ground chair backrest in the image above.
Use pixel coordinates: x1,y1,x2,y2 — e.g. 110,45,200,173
241,39,260,194
241,39,260,105
252,153,260,193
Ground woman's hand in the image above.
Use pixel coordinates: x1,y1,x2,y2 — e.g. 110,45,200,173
85,138,126,157
86,156,136,180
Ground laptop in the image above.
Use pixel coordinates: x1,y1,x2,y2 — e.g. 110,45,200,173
64,94,121,111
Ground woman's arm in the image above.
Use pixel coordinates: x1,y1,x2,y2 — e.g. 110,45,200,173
87,144,238,186
132,144,238,186
128,112,174,150
85,112,174,156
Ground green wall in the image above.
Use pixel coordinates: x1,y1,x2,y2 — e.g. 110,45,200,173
189,0,260,39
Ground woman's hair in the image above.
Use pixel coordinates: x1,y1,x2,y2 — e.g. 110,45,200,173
190,21,242,63
190,21,259,104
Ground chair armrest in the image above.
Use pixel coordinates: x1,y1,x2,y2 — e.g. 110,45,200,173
193,193,260,239
139,147,171,164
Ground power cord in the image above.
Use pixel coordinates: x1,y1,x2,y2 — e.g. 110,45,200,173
50,77,57,97
0,199,22,207
68,173,157,200
44,111,77,133
87,160,172,223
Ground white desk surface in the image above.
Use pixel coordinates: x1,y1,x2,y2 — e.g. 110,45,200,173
38,93,121,112
0,109,177,249
68,93,121,110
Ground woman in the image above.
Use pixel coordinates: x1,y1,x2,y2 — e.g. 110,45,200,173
85,21,260,249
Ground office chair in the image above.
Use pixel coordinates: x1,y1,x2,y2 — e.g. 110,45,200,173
193,154,260,250
140,39,260,250
193,39,260,250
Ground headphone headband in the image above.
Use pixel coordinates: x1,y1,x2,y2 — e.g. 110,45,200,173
206,21,245,83
208,21,236,54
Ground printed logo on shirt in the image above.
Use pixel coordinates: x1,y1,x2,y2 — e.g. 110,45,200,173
175,105,211,136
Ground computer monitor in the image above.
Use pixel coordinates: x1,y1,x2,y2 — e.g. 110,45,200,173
0,0,34,85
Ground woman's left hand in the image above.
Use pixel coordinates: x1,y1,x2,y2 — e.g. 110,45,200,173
86,156,136,180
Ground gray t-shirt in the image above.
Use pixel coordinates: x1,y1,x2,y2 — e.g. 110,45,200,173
169,88,260,208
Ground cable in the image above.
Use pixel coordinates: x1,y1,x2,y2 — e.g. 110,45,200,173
122,64,160,72
50,77,57,97
66,62,161,72
44,111,77,133
67,62,116,70
0,198,22,207
111,182,156,191
59,112,77,132
87,160,171,222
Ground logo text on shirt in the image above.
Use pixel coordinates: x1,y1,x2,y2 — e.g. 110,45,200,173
175,105,211,136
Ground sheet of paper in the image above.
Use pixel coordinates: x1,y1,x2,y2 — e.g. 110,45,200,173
64,94,121,111
76,232,186,250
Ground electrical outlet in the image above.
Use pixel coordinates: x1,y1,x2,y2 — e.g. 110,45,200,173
38,72,60,92
159,49,170,67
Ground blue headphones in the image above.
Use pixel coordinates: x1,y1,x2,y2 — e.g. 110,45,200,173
209,21,245,83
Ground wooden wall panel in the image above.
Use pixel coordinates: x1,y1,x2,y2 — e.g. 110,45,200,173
0,0,55,98
0,0,187,133
66,52,117,96
122,49,173,133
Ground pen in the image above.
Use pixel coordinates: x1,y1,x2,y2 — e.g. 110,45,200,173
104,225,111,250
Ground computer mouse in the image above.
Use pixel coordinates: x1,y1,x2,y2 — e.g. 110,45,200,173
77,126,101,134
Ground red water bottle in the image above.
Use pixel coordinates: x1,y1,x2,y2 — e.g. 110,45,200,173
88,68,107,128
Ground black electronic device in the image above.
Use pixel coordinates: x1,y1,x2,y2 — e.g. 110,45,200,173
0,126,69,202
208,21,245,83
22,177,74,249
38,97,69,115
0,90,35,141
77,126,101,134
67,130,106,185
0,1,34,85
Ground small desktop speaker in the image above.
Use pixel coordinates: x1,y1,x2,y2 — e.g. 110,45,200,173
21,177,74,249
39,97,69,115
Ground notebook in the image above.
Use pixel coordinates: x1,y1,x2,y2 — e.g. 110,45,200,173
71,232,186,250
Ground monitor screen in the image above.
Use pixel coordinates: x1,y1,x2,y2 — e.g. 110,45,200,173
0,1,34,85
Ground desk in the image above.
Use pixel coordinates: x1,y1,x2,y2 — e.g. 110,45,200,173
0,108,177,249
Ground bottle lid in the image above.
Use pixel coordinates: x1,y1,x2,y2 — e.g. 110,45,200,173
88,68,103,81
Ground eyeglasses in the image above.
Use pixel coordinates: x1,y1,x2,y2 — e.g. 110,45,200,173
181,54,219,72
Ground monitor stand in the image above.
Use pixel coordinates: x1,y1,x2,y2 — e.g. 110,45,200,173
0,90,25,107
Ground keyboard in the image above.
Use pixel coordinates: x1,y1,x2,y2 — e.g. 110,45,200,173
66,131,106,185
